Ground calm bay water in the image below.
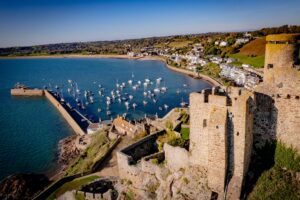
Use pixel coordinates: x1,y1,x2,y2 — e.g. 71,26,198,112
0,58,211,180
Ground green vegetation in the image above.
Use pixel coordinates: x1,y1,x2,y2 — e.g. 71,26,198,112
229,53,265,68
65,130,113,175
198,62,221,78
248,167,300,200
46,175,99,200
180,110,189,125
165,120,174,130
248,142,300,199
275,142,300,171
125,190,135,200
180,128,189,140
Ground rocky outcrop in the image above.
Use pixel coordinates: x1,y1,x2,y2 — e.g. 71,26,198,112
58,135,81,170
0,173,50,200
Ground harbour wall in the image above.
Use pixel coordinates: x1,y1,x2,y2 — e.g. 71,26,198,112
44,90,86,135
11,88,44,96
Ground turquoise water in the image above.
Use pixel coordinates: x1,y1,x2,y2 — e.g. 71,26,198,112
0,58,211,180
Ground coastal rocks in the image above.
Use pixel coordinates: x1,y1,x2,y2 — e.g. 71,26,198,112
0,173,50,200
58,135,81,169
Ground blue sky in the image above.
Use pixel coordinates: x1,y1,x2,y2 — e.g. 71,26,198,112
0,0,300,47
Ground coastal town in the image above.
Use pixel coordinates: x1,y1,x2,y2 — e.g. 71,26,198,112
125,31,262,89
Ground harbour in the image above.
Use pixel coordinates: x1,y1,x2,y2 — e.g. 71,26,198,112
0,57,211,180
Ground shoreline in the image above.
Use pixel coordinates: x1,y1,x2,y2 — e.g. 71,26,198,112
0,54,220,86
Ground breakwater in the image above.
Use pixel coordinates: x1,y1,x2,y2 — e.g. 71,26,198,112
11,88,44,96
11,88,87,135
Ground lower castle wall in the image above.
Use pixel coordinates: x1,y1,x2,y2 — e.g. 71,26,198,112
116,152,143,188
164,143,189,172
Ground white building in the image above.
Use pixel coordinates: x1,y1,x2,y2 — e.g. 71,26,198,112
219,41,228,47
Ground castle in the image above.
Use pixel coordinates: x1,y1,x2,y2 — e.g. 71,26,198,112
117,34,300,200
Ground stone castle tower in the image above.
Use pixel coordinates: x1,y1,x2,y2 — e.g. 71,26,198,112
189,87,255,199
256,33,300,152
189,33,300,199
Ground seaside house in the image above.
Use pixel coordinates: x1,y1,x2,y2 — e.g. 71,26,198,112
87,123,103,134
112,116,143,138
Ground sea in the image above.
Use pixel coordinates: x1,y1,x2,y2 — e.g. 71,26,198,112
0,58,211,180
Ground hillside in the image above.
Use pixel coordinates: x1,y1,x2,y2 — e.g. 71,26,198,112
239,37,266,56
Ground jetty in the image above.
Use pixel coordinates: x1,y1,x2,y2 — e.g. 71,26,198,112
11,84,88,135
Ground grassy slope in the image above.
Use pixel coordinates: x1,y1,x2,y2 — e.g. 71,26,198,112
229,54,265,68
65,130,111,176
228,37,266,68
46,175,99,200
248,142,300,200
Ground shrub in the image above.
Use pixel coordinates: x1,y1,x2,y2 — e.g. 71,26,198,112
275,141,300,172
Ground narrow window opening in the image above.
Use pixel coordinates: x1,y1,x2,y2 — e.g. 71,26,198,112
267,64,273,69
203,119,207,128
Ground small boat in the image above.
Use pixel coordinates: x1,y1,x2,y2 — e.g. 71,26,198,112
106,110,111,116
143,100,148,106
67,88,72,93
128,80,133,84
132,85,137,90
164,104,169,110
153,99,157,103
143,82,148,87
129,95,133,100
132,103,137,109
106,100,111,105
137,80,142,85
97,108,101,112
154,88,160,93
161,86,167,92
66,103,73,109
143,92,147,96
68,79,72,84
158,106,163,111
156,77,162,83
145,78,150,83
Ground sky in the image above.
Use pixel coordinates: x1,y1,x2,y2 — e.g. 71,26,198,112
0,0,300,48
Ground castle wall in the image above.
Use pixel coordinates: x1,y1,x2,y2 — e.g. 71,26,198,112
164,143,189,172
189,92,210,166
226,90,254,199
256,33,300,152
207,105,227,196
116,151,143,188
